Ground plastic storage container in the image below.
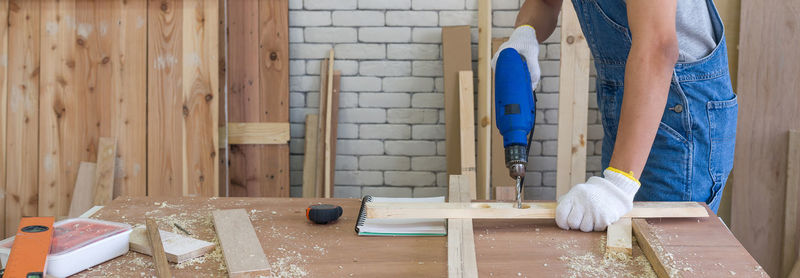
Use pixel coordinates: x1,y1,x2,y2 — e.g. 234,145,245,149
0,218,132,277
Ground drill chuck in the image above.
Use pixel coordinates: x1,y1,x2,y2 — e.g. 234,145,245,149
505,144,528,179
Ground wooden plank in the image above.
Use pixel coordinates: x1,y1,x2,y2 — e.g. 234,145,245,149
784,130,800,277
476,0,492,200
129,226,215,263
6,0,40,236
448,175,478,278
607,217,632,256
555,0,591,198
441,26,472,176
0,0,8,238
458,71,477,200
148,0,219,197
146,218,173,278
327,71,341,197
302,114,319,198
217,0,228,197
212,209,271,277
323,50,335,198
731,0,800,275
222,122,290,145
68,162,97,218
314,60,328,198
490,37,515,199
367,201,708,220
632,218,671,277
93,138,117,206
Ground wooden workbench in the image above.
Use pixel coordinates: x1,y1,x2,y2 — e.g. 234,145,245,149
74,197,766,277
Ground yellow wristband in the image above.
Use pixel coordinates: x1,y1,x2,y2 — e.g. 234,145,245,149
518,25,535,30
606,166,641,186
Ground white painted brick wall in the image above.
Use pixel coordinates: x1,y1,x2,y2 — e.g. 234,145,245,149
288,0,603,199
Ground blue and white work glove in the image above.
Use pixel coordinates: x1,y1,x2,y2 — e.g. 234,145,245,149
555,167,641,232
491,25,541,90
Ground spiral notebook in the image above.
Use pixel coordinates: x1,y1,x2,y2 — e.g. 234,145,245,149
355,195,447,236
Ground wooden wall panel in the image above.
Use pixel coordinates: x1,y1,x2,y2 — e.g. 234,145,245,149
731,0,800,275
0,0,8,238
148,0,219,197
6,0,40,236
226,0,289,197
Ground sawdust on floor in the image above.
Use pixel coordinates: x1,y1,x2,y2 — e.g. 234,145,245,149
559,235,656,278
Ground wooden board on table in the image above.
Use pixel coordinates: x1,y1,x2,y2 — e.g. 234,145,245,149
490,37,515,199
130,227,215,263
148,0,219,197
68,162,97,218
475,0,492,201
227,0,289,198
0,0,8,239
146,219,173,278
212,209,271,277
302,114,320,198
458,71,477,200
442,26,472,177
6,0,40,237
448,175,478,278
555,0,591,198
222,122,290,145
366,201,708,219
93,138,117,206
39,0,147,219
607,218,632,255
731,0,800,275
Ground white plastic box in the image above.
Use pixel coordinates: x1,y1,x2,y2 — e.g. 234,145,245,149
0,218,132,277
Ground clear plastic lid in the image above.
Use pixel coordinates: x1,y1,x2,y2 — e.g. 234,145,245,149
0,218,131,256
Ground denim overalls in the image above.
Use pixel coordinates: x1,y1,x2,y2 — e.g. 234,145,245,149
570,0,738,212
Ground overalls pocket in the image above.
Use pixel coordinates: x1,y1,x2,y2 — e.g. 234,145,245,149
706,94,738,208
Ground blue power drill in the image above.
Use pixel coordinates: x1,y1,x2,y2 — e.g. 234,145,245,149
494,48,536,208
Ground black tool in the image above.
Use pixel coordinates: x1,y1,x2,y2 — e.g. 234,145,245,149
306,204,343,224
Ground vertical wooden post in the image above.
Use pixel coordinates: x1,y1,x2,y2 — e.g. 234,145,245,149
0,0,8,238
555,1,590,198
459,71,477,199
476,0,492,200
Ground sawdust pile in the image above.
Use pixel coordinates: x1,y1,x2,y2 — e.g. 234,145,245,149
559,236,656,278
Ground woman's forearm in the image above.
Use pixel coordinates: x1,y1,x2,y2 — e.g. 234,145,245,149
515,0,563,42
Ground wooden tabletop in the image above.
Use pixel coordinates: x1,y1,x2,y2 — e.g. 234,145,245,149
73,197,766,277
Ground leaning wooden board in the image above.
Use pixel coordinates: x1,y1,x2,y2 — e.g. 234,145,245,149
77,197,765,277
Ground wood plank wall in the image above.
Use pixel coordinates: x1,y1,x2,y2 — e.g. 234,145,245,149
731,0,800,275
0,0,222,236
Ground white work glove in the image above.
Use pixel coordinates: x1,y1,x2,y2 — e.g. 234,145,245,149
555,168,640,232
491,25,541,90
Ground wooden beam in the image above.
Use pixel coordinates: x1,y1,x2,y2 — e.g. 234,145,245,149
0,0,8,239
367,201,708,219
491,37,515,199
212,209,271,277
323,50,335,198
68,162,97,218
555,0,591,198
606,217,632,256
302,114,319,198
783,130,800,277
146,219,173,278
220,123,290,145
476,0,492,200
632,219,671,277
458,71,477,200
442,26,472,176
129,227,215,264
93,138,117,206
448,175,478,278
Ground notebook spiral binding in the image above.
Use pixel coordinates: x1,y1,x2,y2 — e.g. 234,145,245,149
355,195,373,233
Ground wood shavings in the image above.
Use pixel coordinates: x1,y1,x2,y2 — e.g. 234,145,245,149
558,236,656,278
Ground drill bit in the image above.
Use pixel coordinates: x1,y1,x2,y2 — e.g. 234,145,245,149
515,176,524,209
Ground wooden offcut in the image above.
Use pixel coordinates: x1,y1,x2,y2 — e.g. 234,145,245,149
490,37,516,198
476,0,492,201
458,71,477,200
783,130,800,277
442,26,472,176
555,0,591,198
632,219,670,277
68,162,97,218
731,0,800,275
221,123,290,145
93,138,117,206
146,219,173,278
302,114,320,198
606,218,632,255
212,209,271,277
129,227,215,263
448,175,478,278
366,201,709,219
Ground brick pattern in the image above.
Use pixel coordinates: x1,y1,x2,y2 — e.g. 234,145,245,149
287,0,603,199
